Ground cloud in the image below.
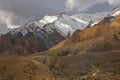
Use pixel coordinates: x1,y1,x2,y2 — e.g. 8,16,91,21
65,0,75,11
0,0,65,27
65,0,120,12
108,0,120,6
0,10,27,26
65,0,107,11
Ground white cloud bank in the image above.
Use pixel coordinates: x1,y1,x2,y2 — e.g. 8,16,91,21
65,0,120,11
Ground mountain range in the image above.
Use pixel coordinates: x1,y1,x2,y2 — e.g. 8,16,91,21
0,6,120,80
0,11,110,55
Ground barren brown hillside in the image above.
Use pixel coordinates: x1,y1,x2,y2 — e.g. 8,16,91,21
0,50,120,80
0,55,53,80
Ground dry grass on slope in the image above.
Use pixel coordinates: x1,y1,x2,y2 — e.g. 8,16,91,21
0,55,52,80
31,49,120,80
0,49,120,80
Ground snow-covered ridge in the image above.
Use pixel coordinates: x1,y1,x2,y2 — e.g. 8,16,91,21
39,15,59,24
71,12,110,27
111,11,120,16
109,6,120,17
11,11,113,38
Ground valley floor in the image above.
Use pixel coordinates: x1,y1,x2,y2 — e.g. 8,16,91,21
0,49,120,80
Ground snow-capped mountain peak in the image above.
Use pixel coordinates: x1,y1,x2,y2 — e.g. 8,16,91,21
39,15,59,24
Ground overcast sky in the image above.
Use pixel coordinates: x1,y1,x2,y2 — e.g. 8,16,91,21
0,0,120,29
